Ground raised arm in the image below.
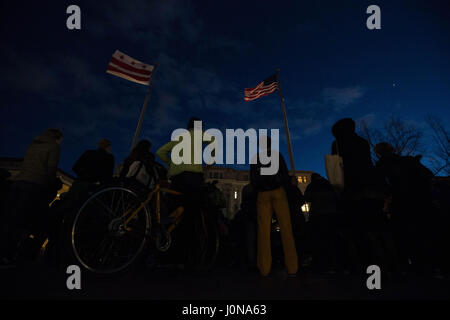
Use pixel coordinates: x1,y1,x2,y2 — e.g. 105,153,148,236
156,141,178,166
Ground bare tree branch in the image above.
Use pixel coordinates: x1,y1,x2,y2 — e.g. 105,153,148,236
358,116,424,160
426,115,450,176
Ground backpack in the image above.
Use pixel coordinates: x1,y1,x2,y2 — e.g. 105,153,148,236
126,160,157,189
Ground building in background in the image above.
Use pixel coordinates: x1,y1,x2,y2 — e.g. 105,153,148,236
204,166,248,219
204,165,313,220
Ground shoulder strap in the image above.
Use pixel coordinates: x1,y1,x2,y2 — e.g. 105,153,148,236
132,161,144,179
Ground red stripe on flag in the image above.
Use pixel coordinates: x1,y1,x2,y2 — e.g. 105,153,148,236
110,57,152,76
244,90,275,101
244,86,277,101
244,82,265,93
245,85,277,98
245,83,277,97
106,65,150,82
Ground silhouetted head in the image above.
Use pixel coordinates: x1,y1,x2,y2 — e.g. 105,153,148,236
374,142,394,159
134,139,152,156
311,173,322,181
331,118,355,138
122,139,152,176
187,117,201,130
98,138,112,153
42,128,64,144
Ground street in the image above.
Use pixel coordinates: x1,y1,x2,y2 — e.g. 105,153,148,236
1,262,449,300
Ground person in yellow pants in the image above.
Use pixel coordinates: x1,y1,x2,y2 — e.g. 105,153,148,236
256,187,298,277
250,136,298,277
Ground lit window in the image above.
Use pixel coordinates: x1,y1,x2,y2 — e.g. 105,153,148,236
297,176,303,183
234,191,238,199
301,203,310,213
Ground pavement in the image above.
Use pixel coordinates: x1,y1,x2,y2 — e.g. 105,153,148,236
1,261,449,300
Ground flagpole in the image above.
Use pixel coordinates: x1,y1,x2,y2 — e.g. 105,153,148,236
130,64,158,151
276,68,296,175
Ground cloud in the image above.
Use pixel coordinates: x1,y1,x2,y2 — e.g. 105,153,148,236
281,86,366,139
91,0,202,46
63,122,97,137
1,46,114,100
1,47,60,94
322,86,365,110
293,118,324,137
355,113,377,128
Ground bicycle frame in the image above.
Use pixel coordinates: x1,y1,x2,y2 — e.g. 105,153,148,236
122,184,184,232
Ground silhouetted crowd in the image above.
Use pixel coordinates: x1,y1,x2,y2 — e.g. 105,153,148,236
1,117,449,280
222,118,450,279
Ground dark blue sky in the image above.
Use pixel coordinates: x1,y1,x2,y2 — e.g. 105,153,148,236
1,0,449,177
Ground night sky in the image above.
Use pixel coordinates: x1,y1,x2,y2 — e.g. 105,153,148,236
1,0,449,178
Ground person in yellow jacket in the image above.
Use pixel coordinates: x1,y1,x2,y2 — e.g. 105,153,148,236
156,117,213,267
250,137,298,278
156,117,207,193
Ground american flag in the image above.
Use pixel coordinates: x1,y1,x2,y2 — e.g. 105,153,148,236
106,50,154,86
244,74,278,102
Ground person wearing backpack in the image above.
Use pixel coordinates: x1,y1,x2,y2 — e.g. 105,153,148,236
121,139,159,190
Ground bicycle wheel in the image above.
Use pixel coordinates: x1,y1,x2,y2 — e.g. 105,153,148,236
71,186,150,274
188,209,220,271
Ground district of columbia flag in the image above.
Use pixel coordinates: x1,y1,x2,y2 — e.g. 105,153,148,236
244,74,278,101
106,50,154,85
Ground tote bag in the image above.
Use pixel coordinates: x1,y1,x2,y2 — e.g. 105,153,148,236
324,142,345,192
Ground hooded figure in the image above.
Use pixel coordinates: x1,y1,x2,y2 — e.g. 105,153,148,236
15,129,63,186
1,129,63,264
331,118,373,192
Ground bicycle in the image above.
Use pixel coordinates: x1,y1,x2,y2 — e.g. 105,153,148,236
70,178,220,275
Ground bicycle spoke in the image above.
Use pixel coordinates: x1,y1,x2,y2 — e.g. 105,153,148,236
91,196,115,219
99,239,117,267
111,189,116,213
112,190,124,217
121,191,126,217
73,186,150,274
85,237,109,266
